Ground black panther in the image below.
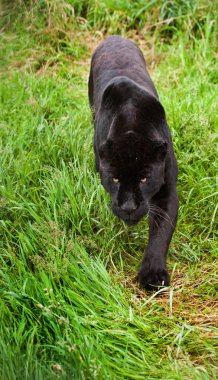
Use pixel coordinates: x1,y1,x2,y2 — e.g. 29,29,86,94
88,36,179,290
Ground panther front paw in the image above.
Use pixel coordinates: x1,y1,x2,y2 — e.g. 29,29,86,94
138,265,170,291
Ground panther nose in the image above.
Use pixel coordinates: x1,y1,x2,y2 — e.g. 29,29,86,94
121,200,137,214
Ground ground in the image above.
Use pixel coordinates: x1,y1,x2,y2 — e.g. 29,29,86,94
0,1,217,379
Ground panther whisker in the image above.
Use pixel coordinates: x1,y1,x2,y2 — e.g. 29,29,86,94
149,204,175,228
148,211,160,229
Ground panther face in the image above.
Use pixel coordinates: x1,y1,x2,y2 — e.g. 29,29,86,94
99,130,167,225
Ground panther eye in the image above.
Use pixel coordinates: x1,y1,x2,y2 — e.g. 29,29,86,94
112,178,119,183
140,178,147,183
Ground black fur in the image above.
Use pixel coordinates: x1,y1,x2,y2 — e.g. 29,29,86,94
88,36,179,290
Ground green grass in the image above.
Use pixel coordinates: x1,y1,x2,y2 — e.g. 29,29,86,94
0,1,217,379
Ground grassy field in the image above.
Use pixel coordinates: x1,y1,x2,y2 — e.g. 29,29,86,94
0,1,217,379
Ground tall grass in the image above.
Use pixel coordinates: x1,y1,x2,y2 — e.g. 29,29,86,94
0,1,217,379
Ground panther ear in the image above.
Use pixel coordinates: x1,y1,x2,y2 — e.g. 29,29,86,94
101,76,134,109
101,76,165,125
99,139,113,159
152,140,168,161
